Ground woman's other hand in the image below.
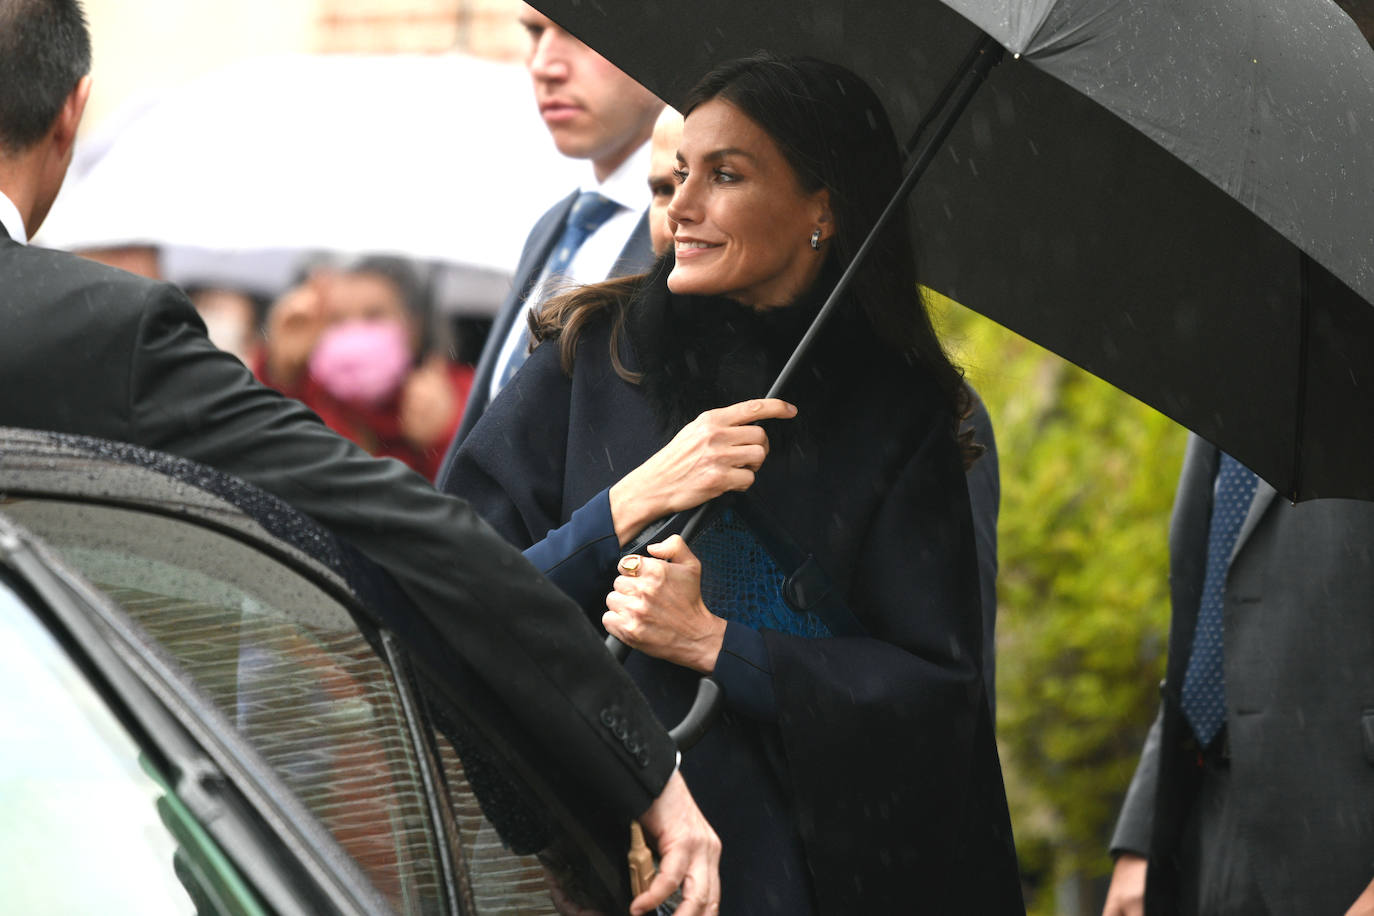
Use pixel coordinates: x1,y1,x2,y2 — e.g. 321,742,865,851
609,398,796,545
604,536,726,674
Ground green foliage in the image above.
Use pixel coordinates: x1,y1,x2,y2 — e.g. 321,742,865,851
930,295,1186,913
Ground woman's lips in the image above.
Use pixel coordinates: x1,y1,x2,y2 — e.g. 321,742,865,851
675,239,720,258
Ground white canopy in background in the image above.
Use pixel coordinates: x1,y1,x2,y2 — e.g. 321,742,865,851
37,53,588,314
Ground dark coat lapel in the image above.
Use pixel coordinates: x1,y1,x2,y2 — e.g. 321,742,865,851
475,192,579,393
611,211,654,277
441,197,656,472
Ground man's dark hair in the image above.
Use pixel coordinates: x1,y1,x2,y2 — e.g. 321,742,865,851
0,0,91,153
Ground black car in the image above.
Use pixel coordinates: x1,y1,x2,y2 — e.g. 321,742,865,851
0,427,625,915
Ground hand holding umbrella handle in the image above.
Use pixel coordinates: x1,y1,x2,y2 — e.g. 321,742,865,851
605,501,723,746
607,498,723,893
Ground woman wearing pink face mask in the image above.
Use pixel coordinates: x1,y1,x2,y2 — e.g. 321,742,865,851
255,257,473,481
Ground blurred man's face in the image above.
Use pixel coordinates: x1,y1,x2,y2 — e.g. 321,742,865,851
519,4,662,181
647,108,684,256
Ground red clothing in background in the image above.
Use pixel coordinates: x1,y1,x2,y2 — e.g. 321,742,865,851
254,354,472,481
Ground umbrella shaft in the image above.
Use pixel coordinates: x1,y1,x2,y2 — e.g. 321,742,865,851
903,34,999,159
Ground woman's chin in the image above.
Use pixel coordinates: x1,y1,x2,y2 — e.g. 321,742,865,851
666,266,710,296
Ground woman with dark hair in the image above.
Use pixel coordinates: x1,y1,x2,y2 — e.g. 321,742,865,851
448,55,1021,913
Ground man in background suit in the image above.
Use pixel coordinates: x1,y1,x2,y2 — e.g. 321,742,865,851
1103,435,1374,915
439,3,662,460
0,3,718,911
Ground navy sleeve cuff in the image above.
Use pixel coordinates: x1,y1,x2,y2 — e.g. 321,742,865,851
523,488,621,611
712,621,777,722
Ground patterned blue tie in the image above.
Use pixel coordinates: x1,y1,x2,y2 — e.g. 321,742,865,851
1180,452,1259,747
496,191,623,389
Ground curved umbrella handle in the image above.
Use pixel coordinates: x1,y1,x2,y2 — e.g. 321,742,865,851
605,631,633,663
604,633,722,752
666,677,722,751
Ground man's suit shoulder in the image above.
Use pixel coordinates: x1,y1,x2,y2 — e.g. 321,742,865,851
4,241,192,328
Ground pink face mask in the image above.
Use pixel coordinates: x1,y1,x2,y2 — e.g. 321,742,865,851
308,319,412,406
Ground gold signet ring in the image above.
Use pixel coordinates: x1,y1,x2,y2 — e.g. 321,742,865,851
619,555,642,576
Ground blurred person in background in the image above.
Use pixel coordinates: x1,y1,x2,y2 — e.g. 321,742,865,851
646,106,683,258
187,284,265,365
436,2,663,466
256,256,473,481
73,242,159,278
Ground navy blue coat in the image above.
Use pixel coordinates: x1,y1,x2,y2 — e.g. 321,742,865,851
446,269,1022,913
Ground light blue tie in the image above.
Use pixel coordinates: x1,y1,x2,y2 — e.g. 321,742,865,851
497,191,623,389
1180,452,1259,747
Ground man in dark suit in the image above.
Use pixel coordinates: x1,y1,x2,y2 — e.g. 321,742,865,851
0,3,718,911
439,3,661,460
1103,435,1374,915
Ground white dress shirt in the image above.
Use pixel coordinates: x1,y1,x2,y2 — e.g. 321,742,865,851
0,189,28,245
488,142,652,402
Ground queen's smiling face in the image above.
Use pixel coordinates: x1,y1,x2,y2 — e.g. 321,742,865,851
666,98,832,309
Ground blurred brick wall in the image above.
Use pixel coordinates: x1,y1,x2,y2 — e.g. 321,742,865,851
315,0,526,60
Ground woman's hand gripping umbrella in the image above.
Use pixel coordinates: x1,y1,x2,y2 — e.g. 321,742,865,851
602,399,796,907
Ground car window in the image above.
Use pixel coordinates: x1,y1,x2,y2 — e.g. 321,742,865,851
432,735,556,915
0,573,229,915
1,498,451,914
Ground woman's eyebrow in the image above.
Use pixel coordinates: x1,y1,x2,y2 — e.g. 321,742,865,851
677,148,759,164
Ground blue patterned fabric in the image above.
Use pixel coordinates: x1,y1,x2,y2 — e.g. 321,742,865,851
497,191,623,388
692,508,831,639
1181,452,1259,747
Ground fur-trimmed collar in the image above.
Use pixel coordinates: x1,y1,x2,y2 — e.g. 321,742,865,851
622,256,875,437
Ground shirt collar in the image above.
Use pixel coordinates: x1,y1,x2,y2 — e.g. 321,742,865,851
0,189,27,245
581,140,652,212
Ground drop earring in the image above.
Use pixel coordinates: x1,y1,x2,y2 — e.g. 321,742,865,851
810,228,822,250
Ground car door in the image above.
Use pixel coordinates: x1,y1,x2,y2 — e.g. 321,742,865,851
0,428,617,915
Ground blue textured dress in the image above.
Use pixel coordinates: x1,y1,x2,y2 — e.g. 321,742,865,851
694,509,832,642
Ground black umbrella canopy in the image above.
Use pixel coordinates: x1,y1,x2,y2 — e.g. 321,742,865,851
530,0,1374,501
